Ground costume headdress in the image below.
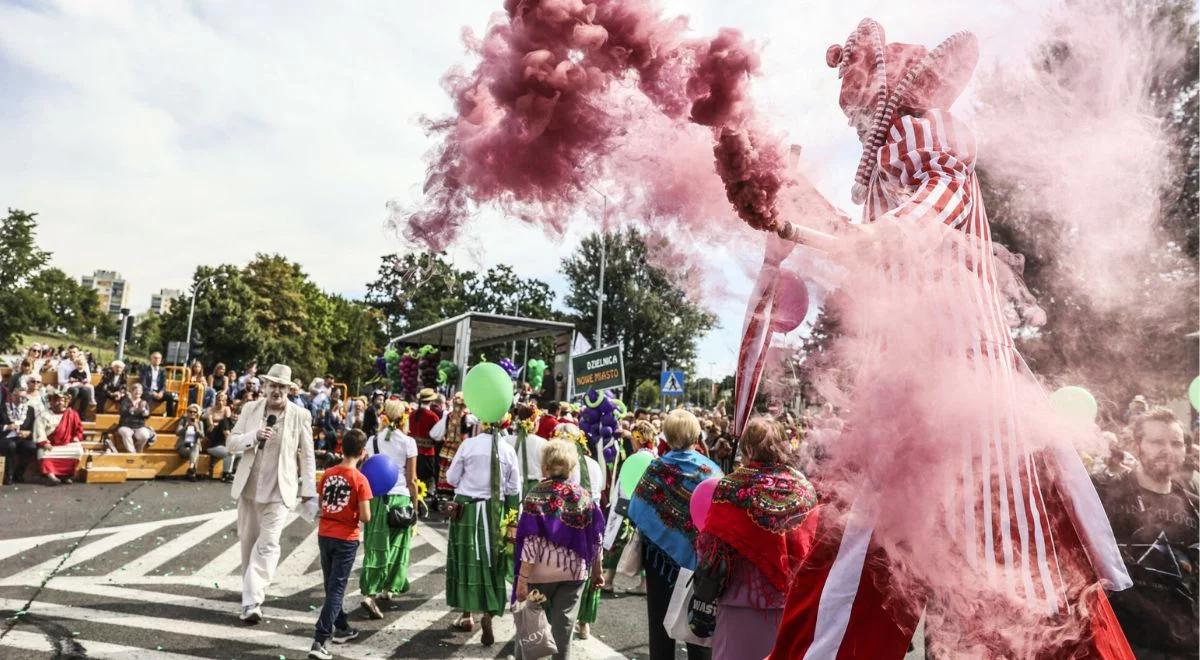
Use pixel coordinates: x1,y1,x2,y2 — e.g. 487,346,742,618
826,19,978,204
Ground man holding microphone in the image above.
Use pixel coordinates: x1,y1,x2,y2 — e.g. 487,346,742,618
227,363,317,623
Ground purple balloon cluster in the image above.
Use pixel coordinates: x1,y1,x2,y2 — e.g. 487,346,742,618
498,358,519,380
578,388,619,464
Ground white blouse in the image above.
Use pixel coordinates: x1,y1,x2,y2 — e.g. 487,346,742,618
504,432,547,482
446,432,520,500
570,455,605,499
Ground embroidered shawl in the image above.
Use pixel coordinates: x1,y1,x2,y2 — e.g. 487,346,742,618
627,449,721,570
512,477,606,601
696,463,817,600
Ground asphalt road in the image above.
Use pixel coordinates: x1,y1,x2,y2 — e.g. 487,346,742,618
0,480,667,659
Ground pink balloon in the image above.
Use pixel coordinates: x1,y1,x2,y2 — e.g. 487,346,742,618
771,271,809,333
690,477,721,531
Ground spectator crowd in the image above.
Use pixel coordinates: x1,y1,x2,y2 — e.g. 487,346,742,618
2,342,1196,659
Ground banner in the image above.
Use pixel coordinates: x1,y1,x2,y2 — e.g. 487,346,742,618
570,344,625,394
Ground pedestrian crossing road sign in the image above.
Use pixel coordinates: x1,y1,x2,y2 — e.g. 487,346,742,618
660,370,685,396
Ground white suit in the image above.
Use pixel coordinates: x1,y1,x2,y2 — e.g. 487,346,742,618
228,398,317,607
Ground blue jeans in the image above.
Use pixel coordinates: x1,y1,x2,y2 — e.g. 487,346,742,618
315,535,359,644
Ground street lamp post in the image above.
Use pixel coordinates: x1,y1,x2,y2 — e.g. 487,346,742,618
592,189,608,348
116,308,131,362
184,276,216,366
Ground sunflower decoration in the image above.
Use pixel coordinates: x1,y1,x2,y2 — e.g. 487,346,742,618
381,401,411,433
413,478,429,503
481,412,512,433
499,507,520,561
631,420,657,451
516,403,539,436
553,423,591,457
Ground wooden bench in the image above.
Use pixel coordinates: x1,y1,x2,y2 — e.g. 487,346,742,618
85,452,216,480
85,413,180,436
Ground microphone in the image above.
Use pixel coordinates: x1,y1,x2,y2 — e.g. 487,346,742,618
258,414,277,450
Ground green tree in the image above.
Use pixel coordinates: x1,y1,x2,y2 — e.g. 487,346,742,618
561,229,718,398
465,264,559,369
130,312,163,357
326,295,386,395
161,265,266,370
686,376,715,408
0,209,50,351
633,378,661,408
365,252,474,337
26,268,116,338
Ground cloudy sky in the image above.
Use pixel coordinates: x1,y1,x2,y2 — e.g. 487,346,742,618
0,0,1042,377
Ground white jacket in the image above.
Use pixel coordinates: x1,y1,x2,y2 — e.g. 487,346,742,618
227,399,317,508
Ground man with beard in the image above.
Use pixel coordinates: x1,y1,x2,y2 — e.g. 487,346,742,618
227,363,317,624
33,390,84,485
1096,408,1199,658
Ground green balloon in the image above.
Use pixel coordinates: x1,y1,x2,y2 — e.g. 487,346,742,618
1049,386,1097,424
463,362,513,423
1189,376,1200,411
619,452,654,497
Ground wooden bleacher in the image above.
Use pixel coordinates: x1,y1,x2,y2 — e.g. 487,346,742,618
1,362,336,485
0,363,221,483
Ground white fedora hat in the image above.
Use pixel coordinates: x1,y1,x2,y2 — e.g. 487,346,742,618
260,363,293,386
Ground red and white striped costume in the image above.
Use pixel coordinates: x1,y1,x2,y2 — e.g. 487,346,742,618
767,110,1133,659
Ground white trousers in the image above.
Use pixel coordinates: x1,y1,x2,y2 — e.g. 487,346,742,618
237,496,290,607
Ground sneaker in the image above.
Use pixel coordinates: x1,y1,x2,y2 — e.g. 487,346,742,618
307,641,333,660
240,605,262,624
61,477,73,485
331,627,359,644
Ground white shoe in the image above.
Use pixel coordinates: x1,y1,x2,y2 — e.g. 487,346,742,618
240,604,262,624
308,641,333,660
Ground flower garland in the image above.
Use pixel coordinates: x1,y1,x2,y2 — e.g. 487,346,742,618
480,412,512,432
499,508,519,551
553,424,590,457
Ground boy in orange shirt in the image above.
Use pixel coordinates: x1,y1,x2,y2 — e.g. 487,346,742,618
309,430,373,660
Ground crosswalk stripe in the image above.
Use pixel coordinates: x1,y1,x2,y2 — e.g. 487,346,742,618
276,526,321,578
0,510,230,562
0,512,629,660
416,522,448,553
0,597,318,656
118,510,237,577
0,628,202,659
5,527,151,584
35,580,316,625
193,535,243,578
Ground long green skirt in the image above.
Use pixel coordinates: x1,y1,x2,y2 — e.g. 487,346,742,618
446,495,509,616
577,578,601,624
360,494,414,596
